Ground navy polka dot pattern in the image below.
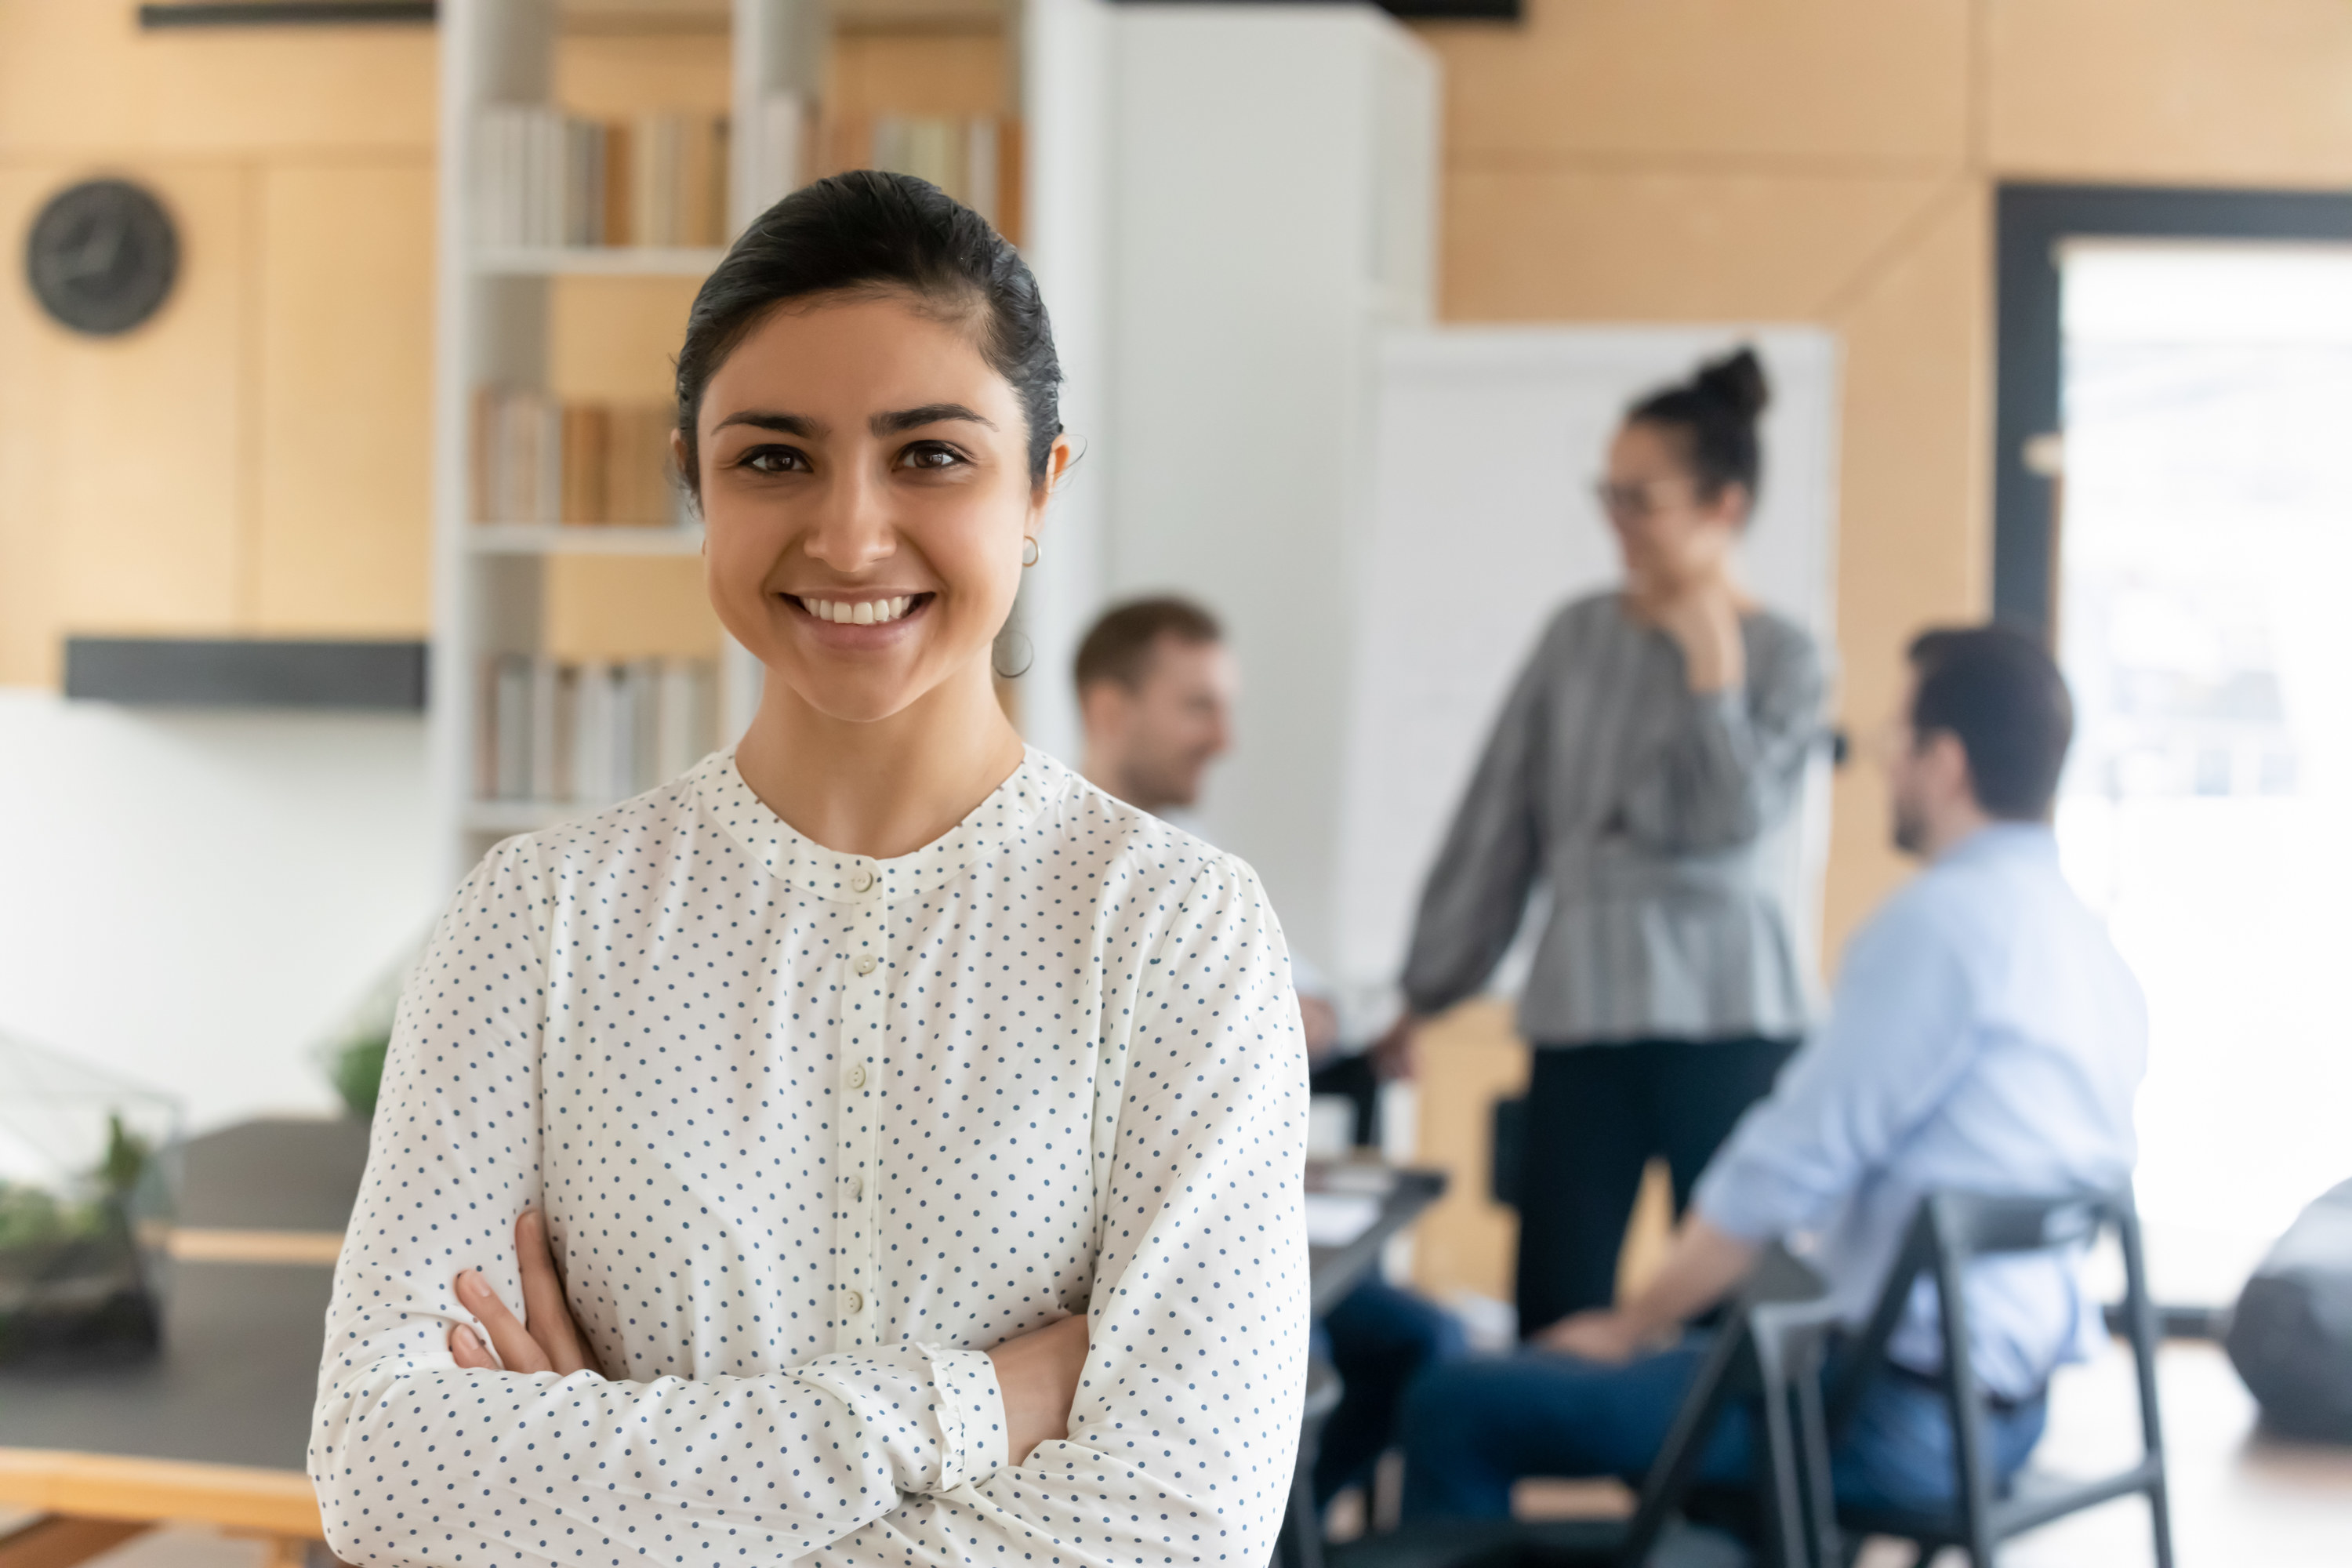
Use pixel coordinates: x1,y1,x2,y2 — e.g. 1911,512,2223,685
310,749,1312,1567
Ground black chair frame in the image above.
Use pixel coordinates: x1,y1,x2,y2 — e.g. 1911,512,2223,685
1769,1189,2174,1568
1605,1245,1838,1568
1316,1247,1831,1568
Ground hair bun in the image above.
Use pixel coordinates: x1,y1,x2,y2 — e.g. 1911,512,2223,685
1693,347,1769,421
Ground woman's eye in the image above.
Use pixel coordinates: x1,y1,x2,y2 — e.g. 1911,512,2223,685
740,445,808,474
898,441,967,472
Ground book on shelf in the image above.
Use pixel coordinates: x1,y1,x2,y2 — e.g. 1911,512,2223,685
827,114,1011,230
477,104,731,250
480,654,717,805
472,387,681,526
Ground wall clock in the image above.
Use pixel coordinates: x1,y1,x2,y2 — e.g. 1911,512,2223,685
24,179,180,337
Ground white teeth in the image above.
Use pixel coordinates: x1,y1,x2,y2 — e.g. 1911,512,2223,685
800,595,917,626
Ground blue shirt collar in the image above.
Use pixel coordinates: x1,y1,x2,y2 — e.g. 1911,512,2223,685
1936,819,2059,867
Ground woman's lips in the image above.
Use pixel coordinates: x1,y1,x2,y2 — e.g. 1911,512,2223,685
782,591,935,644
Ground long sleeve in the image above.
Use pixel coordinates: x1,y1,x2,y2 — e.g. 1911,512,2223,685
311,844,1012,1565
1693,896,1974,1243
1617,621,1824,855
310,799,1312,1568
803,856,1312,1567
1398,624,1553,1017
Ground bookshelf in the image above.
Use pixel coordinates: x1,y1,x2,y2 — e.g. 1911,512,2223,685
430,0,1029,885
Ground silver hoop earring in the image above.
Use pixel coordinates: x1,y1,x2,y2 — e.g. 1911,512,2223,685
1021,537,1040,568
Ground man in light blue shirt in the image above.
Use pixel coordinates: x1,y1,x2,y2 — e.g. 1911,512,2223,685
1399,624,2147,1515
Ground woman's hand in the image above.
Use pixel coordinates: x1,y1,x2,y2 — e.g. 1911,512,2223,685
1650,579,1746,695
1369,1011,1421,1082
987,1313,1091,1465
448,1210,604,1377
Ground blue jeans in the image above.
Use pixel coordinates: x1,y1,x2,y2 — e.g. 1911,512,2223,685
1398,1340,2049,1521
1313,1279,1468,1507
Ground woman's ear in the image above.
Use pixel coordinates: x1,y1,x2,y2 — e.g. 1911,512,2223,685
1030,432,1078,514
1704,480,1752,529
670,429,698,511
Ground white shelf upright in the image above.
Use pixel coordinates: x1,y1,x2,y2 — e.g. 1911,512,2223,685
428,0,825,888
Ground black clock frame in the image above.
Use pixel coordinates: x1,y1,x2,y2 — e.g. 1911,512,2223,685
24,178,181,338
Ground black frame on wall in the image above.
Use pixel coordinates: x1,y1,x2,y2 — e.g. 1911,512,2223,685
1992,182,2352,636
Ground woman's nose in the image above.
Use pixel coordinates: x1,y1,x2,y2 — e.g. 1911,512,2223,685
802,467,896,572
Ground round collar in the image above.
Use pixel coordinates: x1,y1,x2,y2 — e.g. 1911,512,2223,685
695,746,1062,901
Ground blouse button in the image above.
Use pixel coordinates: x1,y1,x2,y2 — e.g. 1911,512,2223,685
855,954,877,976
850,868,876,893
844,1290,865,1313
845,1063,867,1090
850,1174,864,1200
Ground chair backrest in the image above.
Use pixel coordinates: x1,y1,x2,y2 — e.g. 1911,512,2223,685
1827,1187,2145,1435
1490,1096,1527,1210
1824,1186,2166,1563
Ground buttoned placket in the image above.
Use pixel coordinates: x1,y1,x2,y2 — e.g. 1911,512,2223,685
835,856,887,1348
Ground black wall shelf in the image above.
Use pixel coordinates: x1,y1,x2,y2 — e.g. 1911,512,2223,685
137,2,437,27
64,637,428,710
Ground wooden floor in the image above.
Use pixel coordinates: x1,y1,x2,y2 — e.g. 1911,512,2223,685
1503,1341,2352,1566
1981,1341,2352,1568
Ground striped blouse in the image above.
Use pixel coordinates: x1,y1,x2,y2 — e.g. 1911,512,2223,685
1399,593,1826,1046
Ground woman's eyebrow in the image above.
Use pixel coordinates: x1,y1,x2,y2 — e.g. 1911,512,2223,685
713,409,823,437
873,403,998,436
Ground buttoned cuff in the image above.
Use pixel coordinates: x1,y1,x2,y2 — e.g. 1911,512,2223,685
922,1344,1010,1489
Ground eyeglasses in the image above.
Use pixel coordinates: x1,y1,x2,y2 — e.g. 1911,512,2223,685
1593,478,1697,524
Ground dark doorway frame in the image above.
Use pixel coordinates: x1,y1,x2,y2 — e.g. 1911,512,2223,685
1993,183,2352,635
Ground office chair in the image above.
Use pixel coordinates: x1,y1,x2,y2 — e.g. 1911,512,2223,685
1756,1189,2173,1568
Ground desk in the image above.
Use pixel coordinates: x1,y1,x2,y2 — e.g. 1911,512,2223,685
0,1132,1441,1567
0,1119,367,1565
1306,1163,1446,1317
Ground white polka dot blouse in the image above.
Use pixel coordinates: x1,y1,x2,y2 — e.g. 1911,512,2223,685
310,749,1312,1567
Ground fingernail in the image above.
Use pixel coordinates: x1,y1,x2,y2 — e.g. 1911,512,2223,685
453,1325,479,1352
459,1271,486,1299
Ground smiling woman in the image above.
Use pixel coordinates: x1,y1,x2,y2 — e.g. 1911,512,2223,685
308,173,1312,1568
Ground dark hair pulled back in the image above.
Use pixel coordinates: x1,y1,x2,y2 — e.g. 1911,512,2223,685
673,170,1063,493
1626,345,1769,505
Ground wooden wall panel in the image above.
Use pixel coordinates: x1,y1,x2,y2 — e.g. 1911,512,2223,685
1988,0,2352,185
251,163,434,637
0,165,247,686
549,277,701,404
0,2,434,158
543,556,724,662
556,32,731,118
1442,168,1945,321
1404,1000,1527,1306
828,34,1011,118
1818,181,1991,960
1414,0,1970,165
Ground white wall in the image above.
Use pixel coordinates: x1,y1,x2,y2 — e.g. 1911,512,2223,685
0,690,445,1132
1015,0,1117,766
1105,4,1438,969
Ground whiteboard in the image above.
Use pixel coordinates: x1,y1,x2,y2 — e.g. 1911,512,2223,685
1330,325,1842,996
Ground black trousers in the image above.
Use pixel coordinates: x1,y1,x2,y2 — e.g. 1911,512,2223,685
1515,1035,1798,1338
